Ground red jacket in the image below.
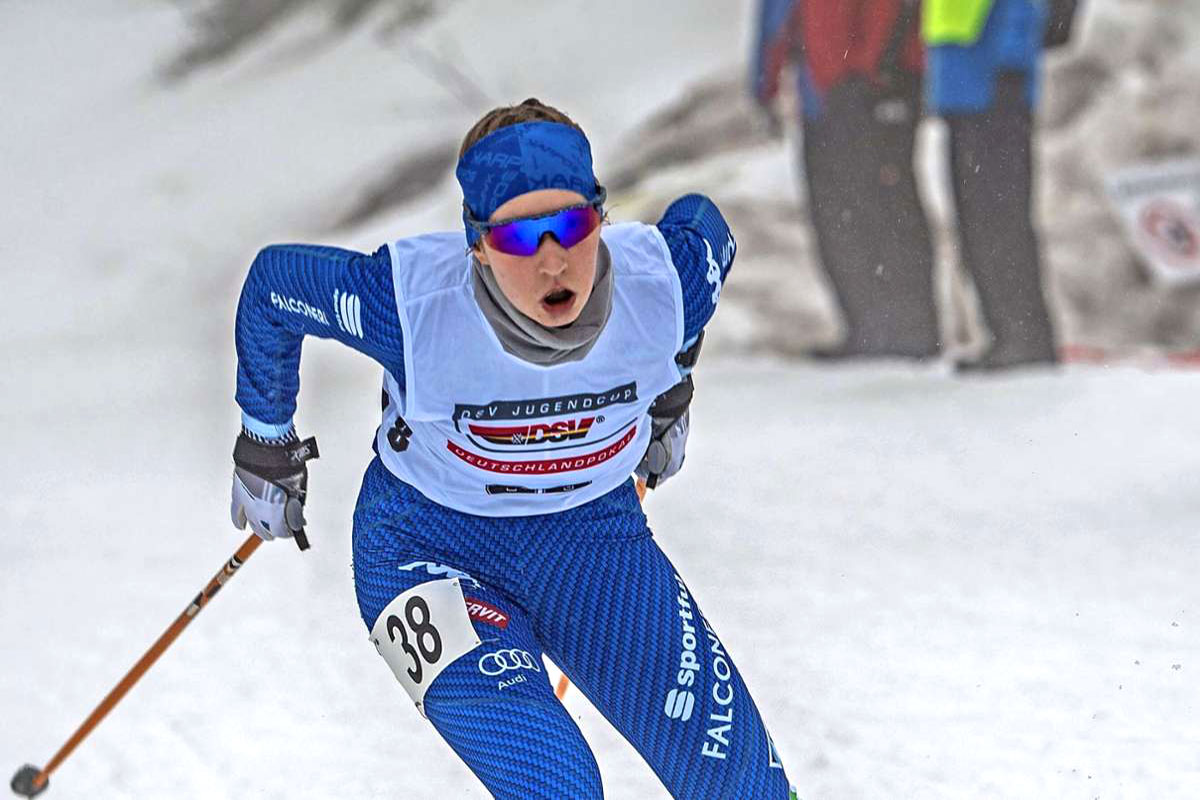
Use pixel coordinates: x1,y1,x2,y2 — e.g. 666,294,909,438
754,0,923,104
804,0,924,92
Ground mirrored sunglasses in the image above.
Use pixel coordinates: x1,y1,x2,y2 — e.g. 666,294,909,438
471,196,606,257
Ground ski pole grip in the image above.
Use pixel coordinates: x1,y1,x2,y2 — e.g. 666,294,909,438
293,530,310,551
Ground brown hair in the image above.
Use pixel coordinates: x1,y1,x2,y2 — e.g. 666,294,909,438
458,98,585,159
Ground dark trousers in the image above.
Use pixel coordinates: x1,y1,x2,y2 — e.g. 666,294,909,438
945,73,1057,363
802,74,940,357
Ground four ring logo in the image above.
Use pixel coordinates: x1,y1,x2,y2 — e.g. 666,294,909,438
477,648,541,677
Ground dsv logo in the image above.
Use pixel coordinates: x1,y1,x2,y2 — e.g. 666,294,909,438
469,416,598,447
477,649,540,677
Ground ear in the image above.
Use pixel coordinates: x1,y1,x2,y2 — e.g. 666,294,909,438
472,240,490,266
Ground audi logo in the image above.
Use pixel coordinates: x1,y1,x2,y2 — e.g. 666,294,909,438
478,648,541,676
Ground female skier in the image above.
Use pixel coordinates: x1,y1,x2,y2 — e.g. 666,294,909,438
229,99,797,799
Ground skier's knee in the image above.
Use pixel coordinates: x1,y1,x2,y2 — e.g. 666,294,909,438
426,695,603,800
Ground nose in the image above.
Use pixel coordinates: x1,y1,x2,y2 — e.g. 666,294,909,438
536,234,569,273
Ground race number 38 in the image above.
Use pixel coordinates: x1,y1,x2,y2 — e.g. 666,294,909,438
370,578,481,713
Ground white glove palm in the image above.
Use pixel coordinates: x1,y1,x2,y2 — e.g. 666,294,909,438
635,409,690,488
231,467,306,541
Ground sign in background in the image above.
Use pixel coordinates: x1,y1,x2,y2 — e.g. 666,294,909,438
1106,159,1200,287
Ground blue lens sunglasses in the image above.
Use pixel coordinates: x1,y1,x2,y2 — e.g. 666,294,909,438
466,187,607,257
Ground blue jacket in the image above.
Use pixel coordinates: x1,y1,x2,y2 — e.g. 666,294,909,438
234,195,735,438
925,0,1048,114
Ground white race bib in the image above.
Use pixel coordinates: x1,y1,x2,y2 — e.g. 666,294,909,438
378,223,685,517
369,578,482,714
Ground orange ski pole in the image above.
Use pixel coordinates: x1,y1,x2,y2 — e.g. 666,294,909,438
11,534,264,798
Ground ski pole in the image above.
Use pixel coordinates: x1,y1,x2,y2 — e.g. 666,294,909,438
10,533,265,798
554,479,648,704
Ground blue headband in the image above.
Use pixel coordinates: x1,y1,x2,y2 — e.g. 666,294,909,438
456,121,600,246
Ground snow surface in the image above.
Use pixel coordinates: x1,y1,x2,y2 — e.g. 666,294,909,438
2,2,1198,798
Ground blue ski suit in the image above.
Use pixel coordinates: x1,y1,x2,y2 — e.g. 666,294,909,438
233,194,796,799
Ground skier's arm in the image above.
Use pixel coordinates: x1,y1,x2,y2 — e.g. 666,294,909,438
234,243,405,438
655,193,736,351
635,194,735,488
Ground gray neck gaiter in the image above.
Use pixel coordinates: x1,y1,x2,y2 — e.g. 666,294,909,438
471,241,614,366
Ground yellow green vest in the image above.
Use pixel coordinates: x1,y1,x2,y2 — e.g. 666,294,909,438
922,0,995,45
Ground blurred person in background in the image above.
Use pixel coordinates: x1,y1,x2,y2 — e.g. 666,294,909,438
752,0,942,361
227,99,798,799
923,0,1080,371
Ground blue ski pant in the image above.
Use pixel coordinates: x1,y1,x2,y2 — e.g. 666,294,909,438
352,456,794,799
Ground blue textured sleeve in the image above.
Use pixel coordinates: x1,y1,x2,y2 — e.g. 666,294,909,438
234,243,404,433
655,194,736,346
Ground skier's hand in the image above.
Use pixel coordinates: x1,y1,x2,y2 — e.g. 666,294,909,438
638,332,704,489
636,376,694,489
230,432,319,549
636,405,690,489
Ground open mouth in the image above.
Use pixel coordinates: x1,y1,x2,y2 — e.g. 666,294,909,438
542,288,575,308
